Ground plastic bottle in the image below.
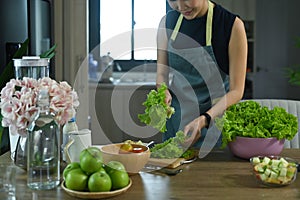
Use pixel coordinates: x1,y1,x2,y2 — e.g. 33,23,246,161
62,117,78,162
27,89,60,190
88,54,98,80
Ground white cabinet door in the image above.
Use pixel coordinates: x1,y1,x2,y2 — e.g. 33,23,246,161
119,86,162,143
89,84,162,144
89,84,123,145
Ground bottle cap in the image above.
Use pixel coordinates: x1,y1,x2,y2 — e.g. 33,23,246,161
69,117,76,122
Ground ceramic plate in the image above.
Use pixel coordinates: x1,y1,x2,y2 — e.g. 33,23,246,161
61,179,132,199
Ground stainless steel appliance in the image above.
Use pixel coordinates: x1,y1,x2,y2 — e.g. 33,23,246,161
0,0,54,76
0,0,53,155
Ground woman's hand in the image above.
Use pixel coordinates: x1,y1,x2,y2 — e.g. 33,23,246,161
183,115,207,147
165,89,172,105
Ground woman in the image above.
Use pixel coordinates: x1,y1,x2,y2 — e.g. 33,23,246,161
156,0,247,147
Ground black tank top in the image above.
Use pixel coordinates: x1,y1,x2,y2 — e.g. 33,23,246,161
165,2,237,74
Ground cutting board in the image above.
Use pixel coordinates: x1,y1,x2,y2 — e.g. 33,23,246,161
147,149,198,169
147,157,187,169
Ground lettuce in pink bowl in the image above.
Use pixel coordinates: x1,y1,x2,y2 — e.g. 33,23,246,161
215,100,298,148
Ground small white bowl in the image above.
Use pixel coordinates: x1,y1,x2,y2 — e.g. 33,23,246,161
100,143,150,174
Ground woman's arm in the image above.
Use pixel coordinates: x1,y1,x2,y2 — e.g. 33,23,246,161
184,17,248,146
156,16,172,105
208,17,248,118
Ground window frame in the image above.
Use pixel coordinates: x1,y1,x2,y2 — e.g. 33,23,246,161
89,0,172,71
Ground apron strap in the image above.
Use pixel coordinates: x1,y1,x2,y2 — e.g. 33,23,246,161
206,1,214,46
170,14,183,41
170,0,214,47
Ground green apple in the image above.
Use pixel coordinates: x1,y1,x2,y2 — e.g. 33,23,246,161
63,162,80,180
65,168,88,191
80,147,103,174
104,160,126,174
97,167,106,173
104,161,129,190
88,171,112,192
108,170,130,190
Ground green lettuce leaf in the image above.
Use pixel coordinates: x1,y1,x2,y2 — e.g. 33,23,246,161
150,130,186,158
138,83,175,132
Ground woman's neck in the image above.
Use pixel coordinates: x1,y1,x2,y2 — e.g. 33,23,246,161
196,0,210,18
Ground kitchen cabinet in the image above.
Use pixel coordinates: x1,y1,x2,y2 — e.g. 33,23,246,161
253,0,300,100
244,19,255,99
89,83,162,145
215,0,300,100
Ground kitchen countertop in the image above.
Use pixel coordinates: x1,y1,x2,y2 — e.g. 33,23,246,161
89,71,173,88
1,148,300,199
89,81,156,89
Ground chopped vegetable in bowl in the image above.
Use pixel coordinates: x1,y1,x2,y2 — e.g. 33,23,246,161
250,156,298,186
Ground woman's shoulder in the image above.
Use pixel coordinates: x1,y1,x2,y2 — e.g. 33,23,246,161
165,10,180,30
213,2,237,37
213,2,237,23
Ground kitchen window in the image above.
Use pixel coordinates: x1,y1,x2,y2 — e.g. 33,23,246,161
100,0,166,60
90,0,170,70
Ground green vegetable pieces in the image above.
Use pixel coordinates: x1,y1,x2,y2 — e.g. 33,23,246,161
150,131,187,159
138,83,175,132
215,100,298,148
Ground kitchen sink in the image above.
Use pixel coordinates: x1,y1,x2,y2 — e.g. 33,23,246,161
112,72,173,86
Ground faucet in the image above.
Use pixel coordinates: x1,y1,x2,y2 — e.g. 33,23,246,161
115,62,122,72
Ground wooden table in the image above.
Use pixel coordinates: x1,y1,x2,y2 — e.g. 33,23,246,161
1,148,300,200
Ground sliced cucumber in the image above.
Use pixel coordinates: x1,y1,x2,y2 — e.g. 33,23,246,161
262,157,271,165
251,156,297,185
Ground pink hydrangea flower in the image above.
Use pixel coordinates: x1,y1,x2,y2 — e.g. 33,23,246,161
0,77,79,136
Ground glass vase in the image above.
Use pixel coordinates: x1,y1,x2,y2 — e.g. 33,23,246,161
14,136,27,170
8,128,19,161
10,56,50,170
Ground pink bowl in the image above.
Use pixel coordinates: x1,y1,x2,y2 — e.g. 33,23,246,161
228,137,285,159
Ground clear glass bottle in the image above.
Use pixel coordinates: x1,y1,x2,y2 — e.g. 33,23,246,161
27,89,60,190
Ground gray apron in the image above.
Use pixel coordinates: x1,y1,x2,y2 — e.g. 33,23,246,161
164,1,229,148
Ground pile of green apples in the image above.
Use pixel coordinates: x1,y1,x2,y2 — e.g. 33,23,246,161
63,147,130,192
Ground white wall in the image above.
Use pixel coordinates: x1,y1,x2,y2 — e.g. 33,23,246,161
53,0,90,129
